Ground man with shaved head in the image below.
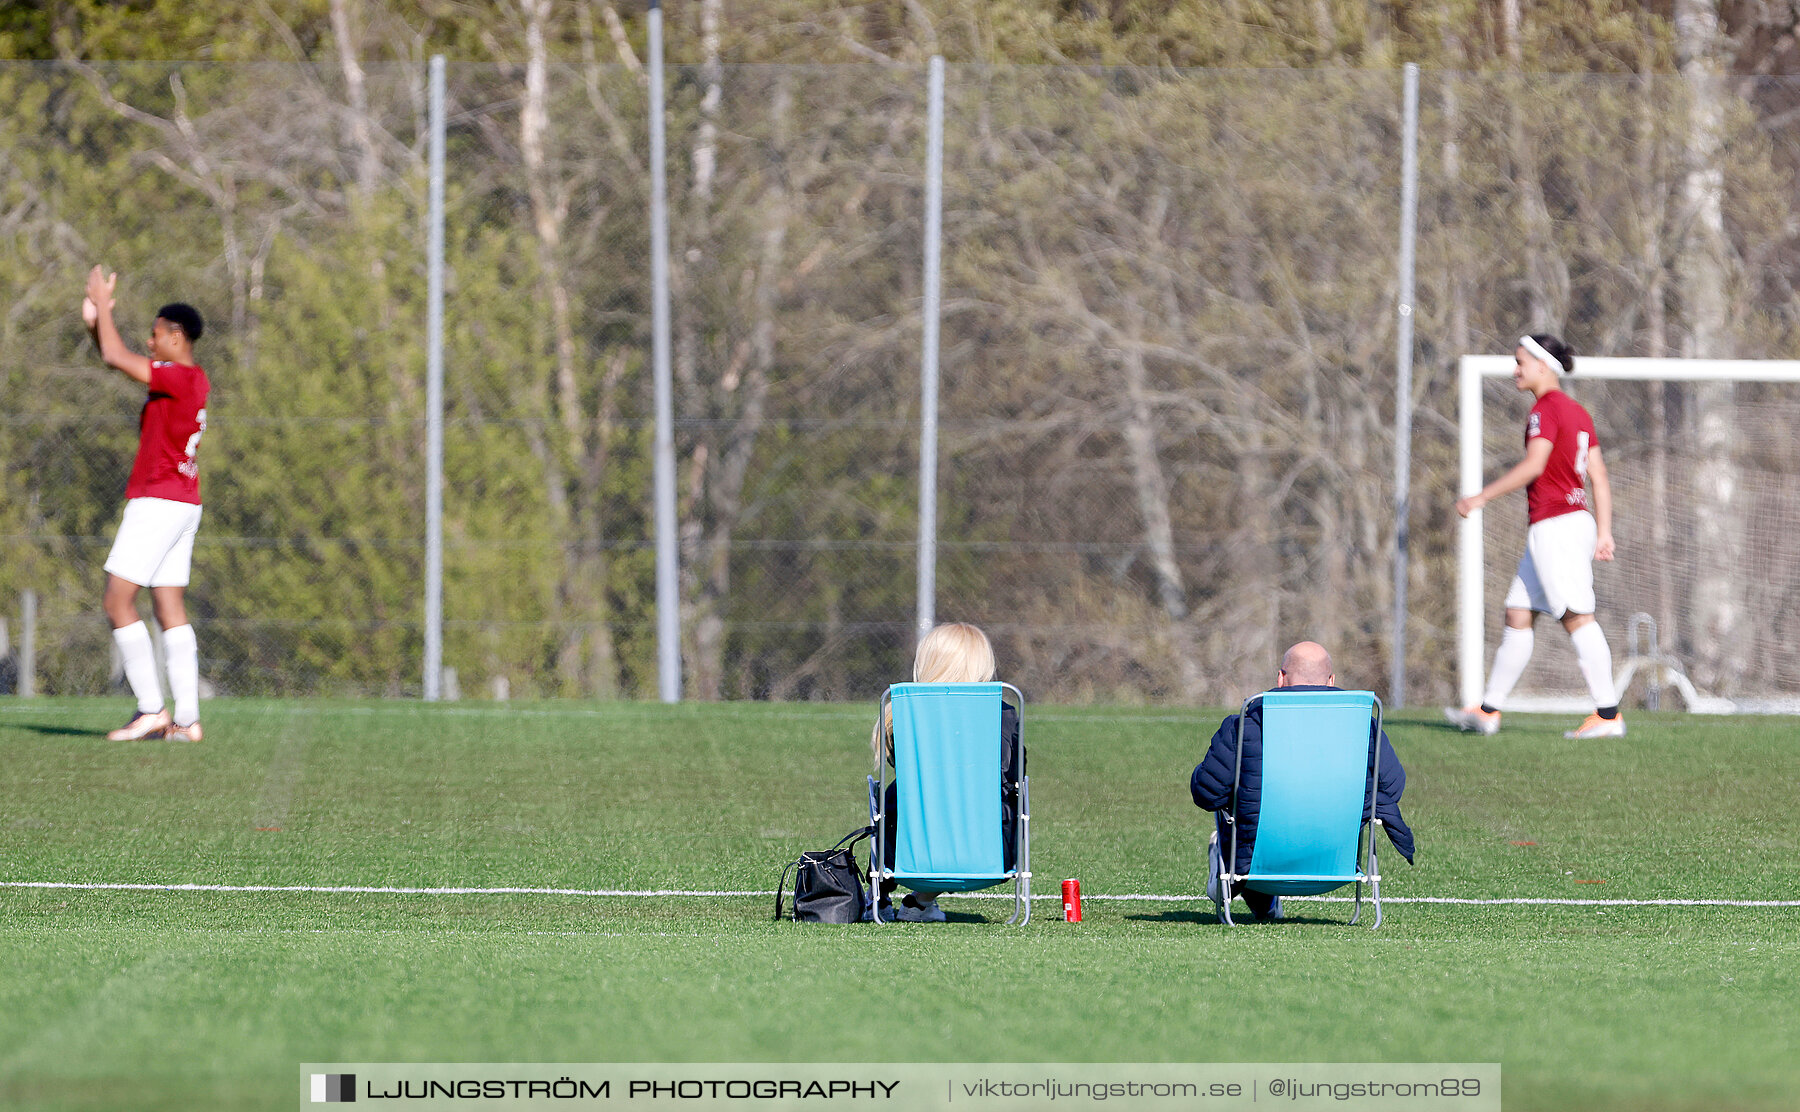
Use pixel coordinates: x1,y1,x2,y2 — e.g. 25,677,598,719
1190,642,1415,921
1279,640,1336,685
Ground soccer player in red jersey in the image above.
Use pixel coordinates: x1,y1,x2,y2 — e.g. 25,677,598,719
1446,334,1625,740
83,266,210,742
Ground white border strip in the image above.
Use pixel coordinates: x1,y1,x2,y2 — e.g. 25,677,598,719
0,704,1206,725
4,881,1796,908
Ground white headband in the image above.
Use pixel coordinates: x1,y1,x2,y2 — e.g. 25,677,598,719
1520,335,1564,374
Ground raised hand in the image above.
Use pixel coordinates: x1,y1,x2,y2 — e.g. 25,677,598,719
85,265,117,314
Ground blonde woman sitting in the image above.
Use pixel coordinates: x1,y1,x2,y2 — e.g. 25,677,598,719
870,622,1024,922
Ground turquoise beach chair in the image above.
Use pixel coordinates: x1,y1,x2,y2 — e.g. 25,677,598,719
868,682,1031,925
1217,689,1385,928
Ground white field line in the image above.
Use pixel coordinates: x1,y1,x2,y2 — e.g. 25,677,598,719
3,881,1797,908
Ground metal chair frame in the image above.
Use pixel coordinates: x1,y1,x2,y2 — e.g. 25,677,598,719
868,681,1030,925
1216,690,1384,929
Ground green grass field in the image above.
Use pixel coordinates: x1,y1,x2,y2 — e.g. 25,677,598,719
2,698,1797,1111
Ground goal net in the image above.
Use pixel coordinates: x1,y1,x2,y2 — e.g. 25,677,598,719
1458,355,1800,714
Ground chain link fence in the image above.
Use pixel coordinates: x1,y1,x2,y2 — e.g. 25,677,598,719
6,62,1800,705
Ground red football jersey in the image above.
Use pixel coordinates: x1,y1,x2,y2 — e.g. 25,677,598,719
125,361,210,504
1524,389,1597,525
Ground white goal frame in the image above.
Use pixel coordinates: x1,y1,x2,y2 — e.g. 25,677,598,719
1458,354,1800,711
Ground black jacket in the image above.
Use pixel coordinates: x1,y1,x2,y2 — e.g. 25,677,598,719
1189,685,1415,873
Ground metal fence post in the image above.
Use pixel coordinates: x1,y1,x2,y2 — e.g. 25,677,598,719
649,0,682,702
19,590,35,699
424,54,446,702
916,55,945,641
1390,62,1420,708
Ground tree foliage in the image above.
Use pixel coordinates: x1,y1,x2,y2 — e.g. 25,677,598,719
6,1,1800,700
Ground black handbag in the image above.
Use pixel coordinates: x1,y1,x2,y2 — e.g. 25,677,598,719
774,826,874,923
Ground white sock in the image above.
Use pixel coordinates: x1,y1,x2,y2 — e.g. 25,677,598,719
162,623,200,726
112,621,164,714
1571,621,1617,709
1482,626,1534,708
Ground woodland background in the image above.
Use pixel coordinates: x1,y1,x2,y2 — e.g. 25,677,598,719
6,0,1800,704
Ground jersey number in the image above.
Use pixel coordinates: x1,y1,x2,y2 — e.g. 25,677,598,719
185,408,207,460
1575,431,1590,480
179,408,206,479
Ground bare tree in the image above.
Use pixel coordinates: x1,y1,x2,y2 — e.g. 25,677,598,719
512,0,631,694
329,0,382,205
688,74,791,700
1503,0,1569,326
673,0,727,696
1676,0,1747,693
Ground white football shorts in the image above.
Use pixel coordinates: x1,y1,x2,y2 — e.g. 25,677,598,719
1503,510,1597,618
104,497,203,588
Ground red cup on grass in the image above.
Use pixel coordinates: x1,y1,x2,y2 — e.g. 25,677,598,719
1062,878,1082,922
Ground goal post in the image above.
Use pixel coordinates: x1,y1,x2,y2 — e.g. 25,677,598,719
1457,354,1800,712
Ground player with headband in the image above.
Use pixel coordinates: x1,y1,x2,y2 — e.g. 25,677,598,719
1446,333,1625,739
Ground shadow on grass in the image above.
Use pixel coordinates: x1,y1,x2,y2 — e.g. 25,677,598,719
905,908,1001,924
13,723,101,739
943,910,994,924
1124,907,1356,927
1123,908,1218,925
